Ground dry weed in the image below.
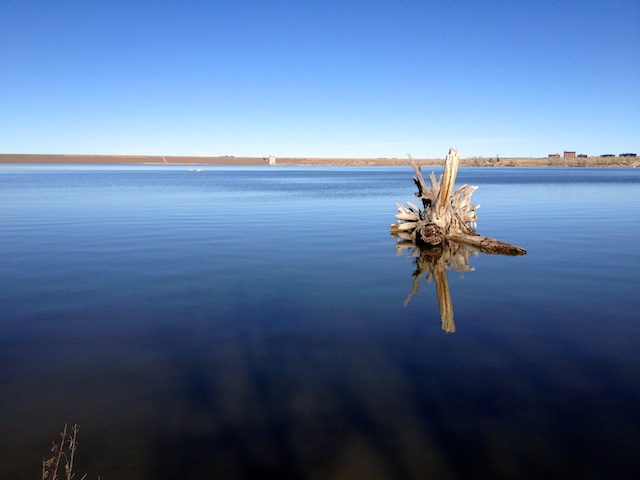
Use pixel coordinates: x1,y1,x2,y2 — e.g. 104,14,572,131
42,424,95,480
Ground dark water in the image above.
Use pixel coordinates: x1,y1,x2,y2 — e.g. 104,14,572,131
1,165,639,479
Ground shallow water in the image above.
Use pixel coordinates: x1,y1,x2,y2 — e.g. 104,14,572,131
1,165,639,479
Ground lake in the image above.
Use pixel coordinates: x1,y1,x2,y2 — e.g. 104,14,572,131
1,165,639,479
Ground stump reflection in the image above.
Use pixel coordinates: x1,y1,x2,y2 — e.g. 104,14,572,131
394,237,479,333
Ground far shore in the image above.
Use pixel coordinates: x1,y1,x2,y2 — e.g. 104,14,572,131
0,153,638,168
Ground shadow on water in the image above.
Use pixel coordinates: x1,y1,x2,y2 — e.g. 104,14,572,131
393,235,521,333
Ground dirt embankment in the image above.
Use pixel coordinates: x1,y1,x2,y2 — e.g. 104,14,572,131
456,156,639,168
270,156,640,167
0,154,638,167
0,154,265,165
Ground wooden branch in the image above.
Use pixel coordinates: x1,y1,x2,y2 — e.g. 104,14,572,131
447,233,526,255
408,153,435,212
434,148,460,223
451,184,478,225
408,154,428,196
428,171,441,206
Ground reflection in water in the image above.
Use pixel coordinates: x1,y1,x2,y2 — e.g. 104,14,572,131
393,237,481,333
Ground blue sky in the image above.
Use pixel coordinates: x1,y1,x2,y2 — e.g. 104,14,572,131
1,0,638,158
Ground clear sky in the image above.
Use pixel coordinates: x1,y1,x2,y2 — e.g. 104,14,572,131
1,0,638,158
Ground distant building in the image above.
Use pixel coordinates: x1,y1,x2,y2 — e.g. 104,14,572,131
577,154,588,158
564,151,576,158
548,153,560,158
268,154,277,165
620,153,637,157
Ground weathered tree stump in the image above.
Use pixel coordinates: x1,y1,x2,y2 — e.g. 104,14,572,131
391,148,526,255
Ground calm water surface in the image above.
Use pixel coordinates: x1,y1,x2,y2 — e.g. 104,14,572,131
1,165,639,479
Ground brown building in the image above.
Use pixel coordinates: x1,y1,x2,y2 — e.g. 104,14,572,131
564,151,576,158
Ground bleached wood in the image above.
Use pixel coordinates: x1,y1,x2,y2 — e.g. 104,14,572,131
392,221,418,232
391,148,526,255
395,212,420,221
434,148,460,223
406,201,421,214
447,233,527,255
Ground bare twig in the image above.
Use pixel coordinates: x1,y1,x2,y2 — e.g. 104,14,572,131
42,424,83,480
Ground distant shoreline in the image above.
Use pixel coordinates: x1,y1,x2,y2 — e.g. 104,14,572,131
0,153,638,167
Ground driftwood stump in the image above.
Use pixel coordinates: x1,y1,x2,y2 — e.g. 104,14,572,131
391,148,526,255
393,149,527,333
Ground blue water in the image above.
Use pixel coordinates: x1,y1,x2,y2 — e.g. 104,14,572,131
1,165,639,479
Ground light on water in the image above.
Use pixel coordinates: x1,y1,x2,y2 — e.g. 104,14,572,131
1,165,639,479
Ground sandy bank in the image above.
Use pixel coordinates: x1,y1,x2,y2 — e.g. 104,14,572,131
0,153,638,167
